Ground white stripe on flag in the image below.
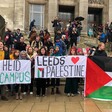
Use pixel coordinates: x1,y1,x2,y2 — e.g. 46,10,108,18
104,81,112,86
106,72,112,78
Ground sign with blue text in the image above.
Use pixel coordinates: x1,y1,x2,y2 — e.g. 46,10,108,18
0,60,31,85
35,56,87,78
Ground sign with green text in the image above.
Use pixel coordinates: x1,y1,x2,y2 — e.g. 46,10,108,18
0,60,31,85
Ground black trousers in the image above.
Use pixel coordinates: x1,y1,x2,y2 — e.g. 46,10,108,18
51,78,60,88
15,84,24,93
23,79,34,93
0,85,6,96
29,78,34,92
64,78,79,94
15,78,34,93
36,78,46,95
46,78,50,87
70,38,77,47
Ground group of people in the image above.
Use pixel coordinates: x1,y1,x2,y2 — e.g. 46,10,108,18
88,22,112,52
0,16,108,101
52,17,82,47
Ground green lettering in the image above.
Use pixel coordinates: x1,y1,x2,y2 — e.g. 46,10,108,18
0,72,4,84
25,71,31,82
19,72,24,82
10,72,15,83
4,73,10,83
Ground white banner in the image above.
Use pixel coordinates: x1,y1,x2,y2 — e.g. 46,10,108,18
35,56,87,78
0,60,31,85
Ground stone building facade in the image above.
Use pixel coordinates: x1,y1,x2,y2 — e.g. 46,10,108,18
0,0,112,35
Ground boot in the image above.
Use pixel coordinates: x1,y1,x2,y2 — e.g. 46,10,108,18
19,93,23,100
51,88,54,95
16,93,19,100
1,96,8,101
56,87,60,94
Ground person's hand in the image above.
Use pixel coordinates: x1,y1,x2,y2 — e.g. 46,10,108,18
14,39,17,42
97,35,100,39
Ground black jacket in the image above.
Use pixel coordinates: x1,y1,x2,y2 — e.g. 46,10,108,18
52,20,59,27
45,41,53,51
94,49,107,57
14,42,27,51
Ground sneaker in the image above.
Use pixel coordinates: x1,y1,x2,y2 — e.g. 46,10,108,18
36,95,40,98
19,93,23,100
1,96,8,101
19,95,22,100
30,92,33,95
36,95,40,99
23,92,26,95
42,94,45,97
16,93,19,100
71,94,74,97
67,93,70,97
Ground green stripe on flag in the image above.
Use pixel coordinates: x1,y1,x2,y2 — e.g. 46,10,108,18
38,70,40,78
87,86,112,100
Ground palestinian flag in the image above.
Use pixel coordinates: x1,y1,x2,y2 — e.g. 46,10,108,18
85,56,112,101
37,68,44,78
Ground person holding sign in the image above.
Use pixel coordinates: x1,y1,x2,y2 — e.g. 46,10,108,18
36,47,47,97
10,50,20,99
15,51,30,100
0,41,9,101
27,47,37,95
64,46,79,96
10,50,20,97
51,45,62,94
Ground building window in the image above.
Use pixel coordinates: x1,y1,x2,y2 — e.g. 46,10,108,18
29,4,44,30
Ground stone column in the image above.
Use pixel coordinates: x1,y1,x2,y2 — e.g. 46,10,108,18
109,0,112,23
24,0,29,31
13,0,25,31
78,0,88,36
102,1,108,30
75,2,79,18
48,0,58,33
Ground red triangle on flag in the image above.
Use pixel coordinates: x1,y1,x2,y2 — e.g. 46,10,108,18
38,68,44,71
85,58,112,97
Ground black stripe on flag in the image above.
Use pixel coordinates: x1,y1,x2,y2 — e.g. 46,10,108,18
89,56,112,72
